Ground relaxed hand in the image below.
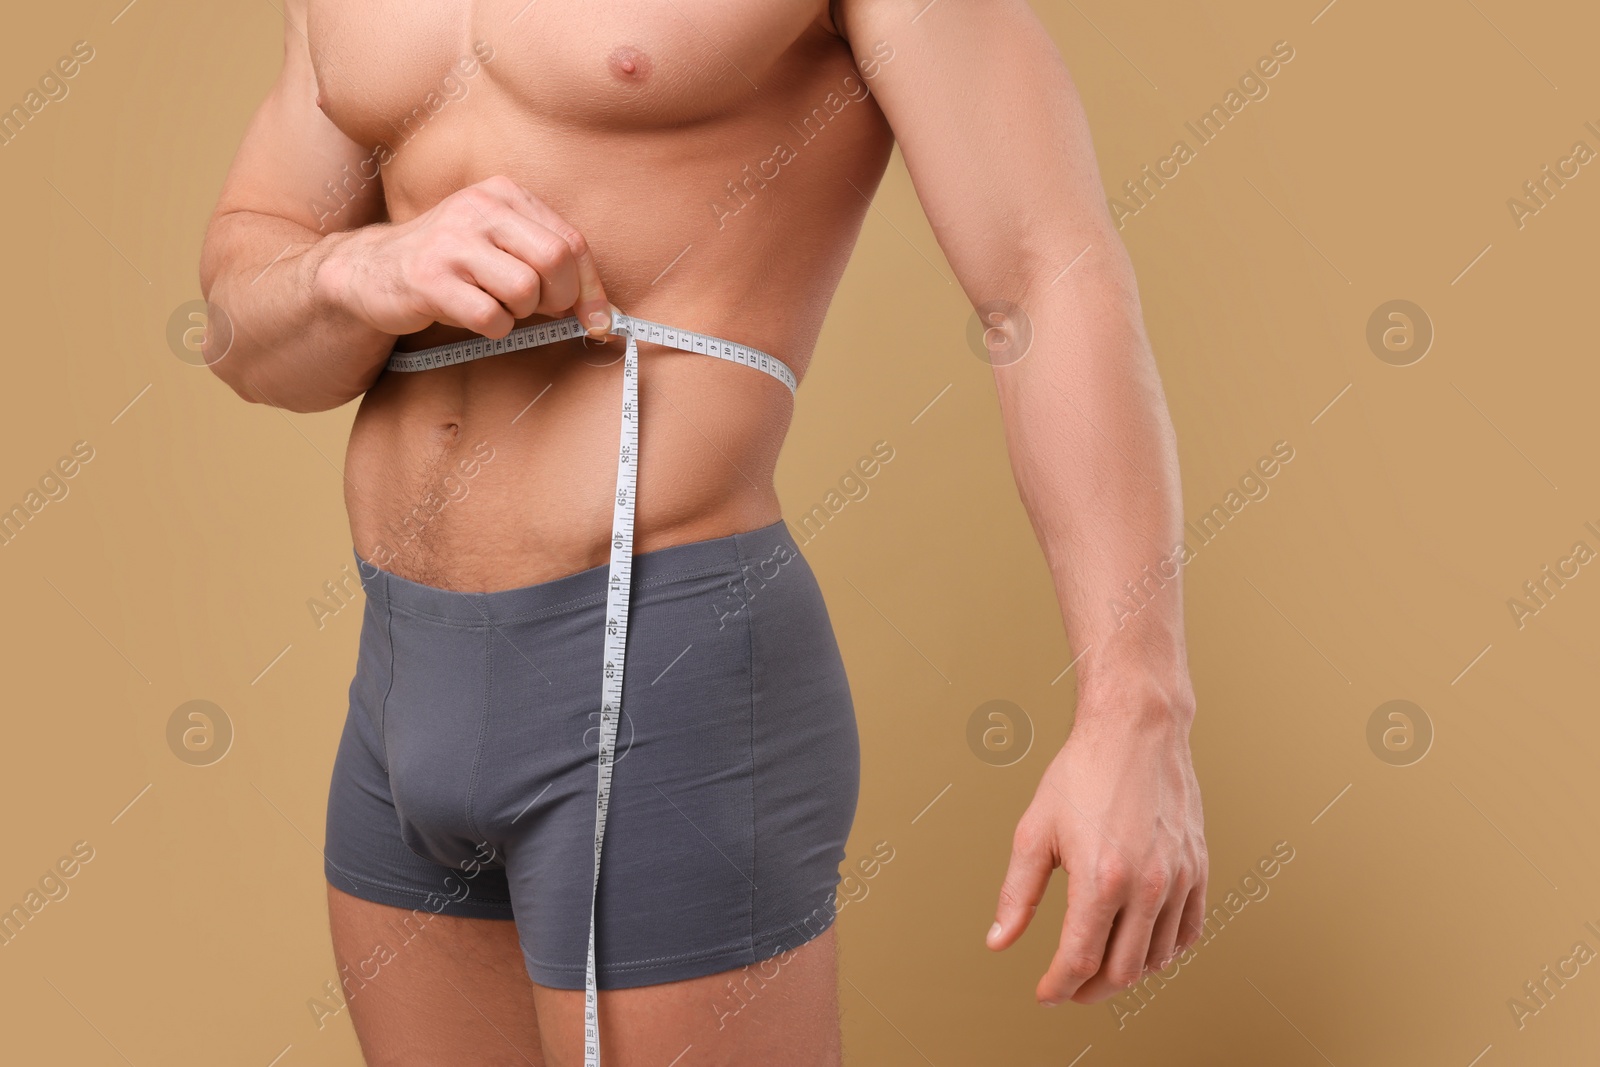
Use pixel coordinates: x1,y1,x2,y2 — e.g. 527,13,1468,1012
987,701,1208,1005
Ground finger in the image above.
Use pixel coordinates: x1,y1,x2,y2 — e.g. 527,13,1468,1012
1173,876,1209,955
483,179,611,337
1069,893,1160,1004
988,821,1053,952
562,227,611,338
460,248,544,321
427,278,515,339
1036,863,1120,1005
1141,879,1188,974
465,205,584,320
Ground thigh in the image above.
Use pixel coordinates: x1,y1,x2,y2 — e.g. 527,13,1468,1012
327,886,544,1067
528,926,842,1067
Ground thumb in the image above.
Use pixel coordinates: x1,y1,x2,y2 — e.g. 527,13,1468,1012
989,825,1053,951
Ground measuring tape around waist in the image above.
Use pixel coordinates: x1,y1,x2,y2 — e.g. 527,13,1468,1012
385,312,796,1067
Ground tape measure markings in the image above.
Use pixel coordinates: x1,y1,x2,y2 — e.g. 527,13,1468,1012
387,313,798,393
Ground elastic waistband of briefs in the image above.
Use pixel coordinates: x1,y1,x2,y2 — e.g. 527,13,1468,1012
350,517,795,626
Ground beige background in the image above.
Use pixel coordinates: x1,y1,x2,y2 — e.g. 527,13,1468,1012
2,1,1597,1064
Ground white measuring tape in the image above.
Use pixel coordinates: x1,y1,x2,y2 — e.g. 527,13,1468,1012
385,311,796,1066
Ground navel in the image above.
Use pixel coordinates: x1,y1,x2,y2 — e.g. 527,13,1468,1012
607,45,652,83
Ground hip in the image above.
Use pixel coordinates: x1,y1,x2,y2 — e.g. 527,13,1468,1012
329,516,862,985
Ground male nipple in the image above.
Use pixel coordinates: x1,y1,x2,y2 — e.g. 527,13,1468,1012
608,46,652,82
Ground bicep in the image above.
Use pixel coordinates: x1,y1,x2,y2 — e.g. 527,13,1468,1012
837,0,1122,295
201,0,383,286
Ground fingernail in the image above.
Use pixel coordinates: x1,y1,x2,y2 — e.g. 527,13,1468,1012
587,311,610,332
987,921,1002,943
1041,999,1060,1008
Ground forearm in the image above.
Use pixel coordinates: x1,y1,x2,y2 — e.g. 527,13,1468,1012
198,213,393,413
995,242,1192,725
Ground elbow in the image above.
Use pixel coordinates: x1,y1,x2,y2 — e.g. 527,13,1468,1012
213,364,269,407
192,319,259,410
211,361,355,412
205,350,343,413
207,366,269,409
194,298,362,412
196,254,256,402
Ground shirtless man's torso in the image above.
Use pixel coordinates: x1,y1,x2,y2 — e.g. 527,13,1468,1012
305,0,891,592
201,1,1211,1063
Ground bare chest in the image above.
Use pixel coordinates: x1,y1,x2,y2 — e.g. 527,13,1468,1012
305,0,834,145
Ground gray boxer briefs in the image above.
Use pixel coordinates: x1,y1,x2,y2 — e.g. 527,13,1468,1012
323,517,861,989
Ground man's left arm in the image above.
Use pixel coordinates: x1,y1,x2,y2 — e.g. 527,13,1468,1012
834,0,1208,1005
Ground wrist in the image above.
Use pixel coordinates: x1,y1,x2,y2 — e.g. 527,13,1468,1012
306,227,369,322
1069,612,1192,719
1073,659,1195,732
